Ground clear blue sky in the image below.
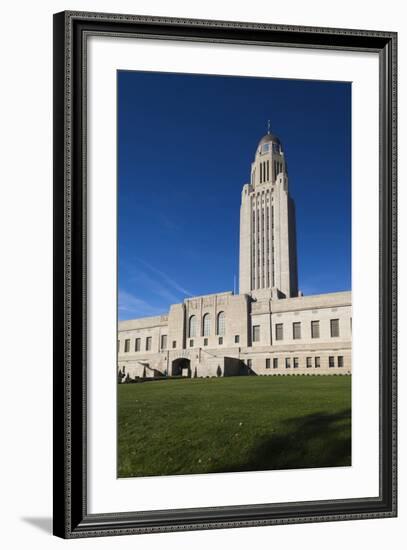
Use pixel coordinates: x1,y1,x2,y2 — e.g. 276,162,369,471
118,70,351,321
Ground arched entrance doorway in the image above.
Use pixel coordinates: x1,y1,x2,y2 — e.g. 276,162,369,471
172,358,191,377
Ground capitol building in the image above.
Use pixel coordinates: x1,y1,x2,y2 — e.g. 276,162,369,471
118,130,352,380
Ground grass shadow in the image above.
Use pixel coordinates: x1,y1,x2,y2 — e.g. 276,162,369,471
216,408,351,473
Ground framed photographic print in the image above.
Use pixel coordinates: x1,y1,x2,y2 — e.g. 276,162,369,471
53,11,397,538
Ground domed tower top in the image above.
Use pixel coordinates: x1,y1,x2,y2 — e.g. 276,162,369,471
255,120,283,156
250,124,286,188
258,132,281,147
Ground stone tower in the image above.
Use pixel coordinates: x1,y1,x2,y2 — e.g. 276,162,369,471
239,129,298,299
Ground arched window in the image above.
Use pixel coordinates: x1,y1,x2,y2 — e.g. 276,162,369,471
188,315,196,338
203,313,211,337
217,311,225,336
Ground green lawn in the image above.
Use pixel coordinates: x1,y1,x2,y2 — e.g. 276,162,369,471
118,376,351,478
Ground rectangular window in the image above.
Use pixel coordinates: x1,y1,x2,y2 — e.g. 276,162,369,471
135,338,141,352
124,339,130,353
311,320,320,338
204,338,208,346
285,357,291,368
275,323,283,341
306,357,312,368
315,356,320,368
293,357,299,368
234,335,240,344
172,340,176,349
273,358,278,369
160,335,167,350
146,337,152,351
266,358,271,369
330,318,340,337
293,322,301,340
253,325,260,342
338,356,344,368
189,339,194,347
218,337,223,345
329,356,335,368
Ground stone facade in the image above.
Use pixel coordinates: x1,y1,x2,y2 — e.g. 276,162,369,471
118,131,351,380
118,290,351,379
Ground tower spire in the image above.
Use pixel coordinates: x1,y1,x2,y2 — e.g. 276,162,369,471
267,119,271,134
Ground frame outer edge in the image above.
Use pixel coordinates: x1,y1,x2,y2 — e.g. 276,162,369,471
390,32,397,517
53,10,69,539
53,10,398,538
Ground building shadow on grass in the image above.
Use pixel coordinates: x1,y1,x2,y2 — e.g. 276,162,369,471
217,409,351,473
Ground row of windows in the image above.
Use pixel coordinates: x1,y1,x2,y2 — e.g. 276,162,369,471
120,318,345,352
252,319,342,343
120,334,171,353
248,356,345,369
189,312,225,338
120,318,344,352
120,332,243,354
188,335,240,347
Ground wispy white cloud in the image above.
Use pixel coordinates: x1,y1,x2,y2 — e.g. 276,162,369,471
127,266,181,304
148,283,180,305
119,260,195,320
138,259,193,297
118,290,165,319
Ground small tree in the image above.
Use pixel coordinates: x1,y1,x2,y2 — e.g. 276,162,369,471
194,367,198,378
216,365,222,377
